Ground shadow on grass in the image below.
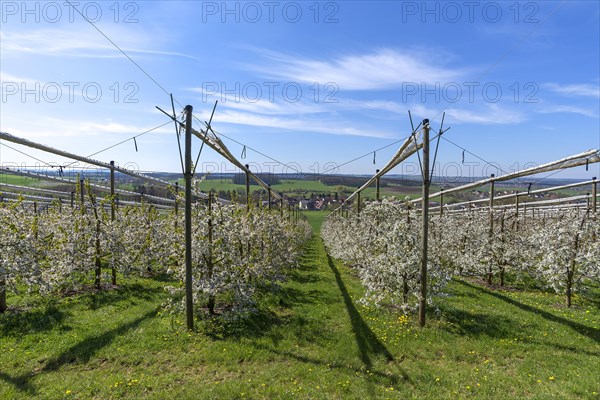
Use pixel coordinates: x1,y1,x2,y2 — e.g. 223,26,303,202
438,304,520,338
84,282,165,311
326,254,394,368
253,342,410,388
458,280,600,344
0,372,36,395
0,308,157,394
0,303,68,337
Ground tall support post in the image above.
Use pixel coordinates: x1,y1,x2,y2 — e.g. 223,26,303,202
0,277,5,313
245,164,250,213
79,177,84,207
110,161,117,285
592,177,597,213
207,191,215,314
184,105,194,331
375,169,380,201
515,194,520,231
587,194,591,210
110,161,116,221
268,184,272,210
357,189,361,216
419,119,430,327
439,188,444,216
175,182,179,215
487,174,495,285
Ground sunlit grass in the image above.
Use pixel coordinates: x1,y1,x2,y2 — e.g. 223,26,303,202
1,212,598,399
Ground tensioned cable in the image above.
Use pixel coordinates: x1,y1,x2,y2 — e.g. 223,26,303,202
0,142,56,168
64,0,171,98
62,120,173,168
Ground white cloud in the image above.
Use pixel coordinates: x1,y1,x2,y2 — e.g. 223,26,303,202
212,110,394,138
3,117,172,138
535,104,598,118
251,48,465,91
0,29,199,60
405,104,526,125
544,83,600,98
444,104,526,124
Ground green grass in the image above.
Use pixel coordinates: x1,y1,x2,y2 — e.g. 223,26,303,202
196,178,437,200
1,213,599,399
0,174,40,187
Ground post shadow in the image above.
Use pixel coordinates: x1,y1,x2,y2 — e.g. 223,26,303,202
326,254,394,368
0,308,157,394
458,280,599,343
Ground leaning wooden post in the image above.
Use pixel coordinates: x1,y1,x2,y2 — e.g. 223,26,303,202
357,189,361,216
375,169,380,201
419,119,430,327
439,188,444,216
184,105,194,331
487,174,495,285
245,164,250,213
110,161,117,285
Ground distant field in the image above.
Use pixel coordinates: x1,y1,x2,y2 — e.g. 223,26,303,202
0,173,40,187
197,178,441,200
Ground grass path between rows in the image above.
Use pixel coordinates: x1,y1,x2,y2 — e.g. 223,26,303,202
1,211,599,399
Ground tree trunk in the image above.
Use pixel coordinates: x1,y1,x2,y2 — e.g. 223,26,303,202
0,278,6,313
402,274,409,304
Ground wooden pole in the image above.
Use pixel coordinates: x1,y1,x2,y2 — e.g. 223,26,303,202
268,184,272,210
0,278,5,313
376,169,380,201
419,119,430,327
439,188,444,216
174,181,179,230
207,191,215,314
245,164,250,213
592,177,597,213
80,178,84,207
515,194,520,231
184,105,194,331
357,188,361,215
110,161,117,285
587,194,590,210
487,174,495,285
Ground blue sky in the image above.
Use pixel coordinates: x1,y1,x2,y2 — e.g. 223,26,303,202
1,0,599,182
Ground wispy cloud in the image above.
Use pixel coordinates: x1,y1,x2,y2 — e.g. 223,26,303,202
187,86,326,115
4,117,172,138
535,104,598,118
0,29,200,61
250,48,465,91
406,103,526,125
212,110,394,139
544,83,600,98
